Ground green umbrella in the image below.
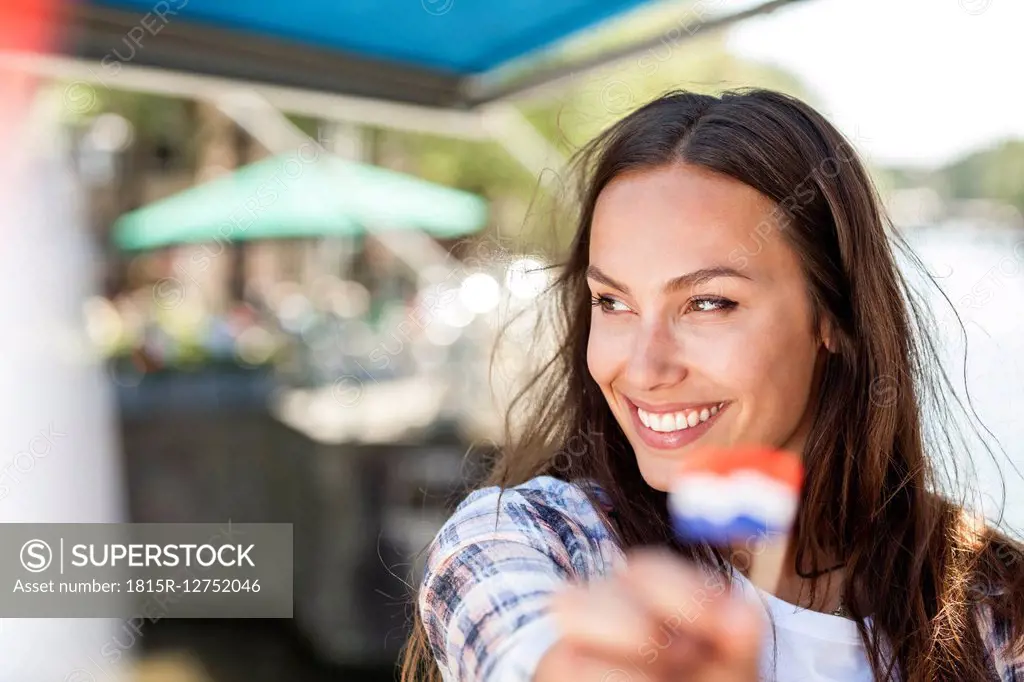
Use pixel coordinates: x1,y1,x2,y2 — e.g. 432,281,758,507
112,151,489,250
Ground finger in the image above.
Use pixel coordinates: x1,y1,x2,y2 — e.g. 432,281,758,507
668,593,764,681
550,580,721,681
619,546,767,675
548,581,658,660
617,548,734,646
536,641,648,682
711,595,763,673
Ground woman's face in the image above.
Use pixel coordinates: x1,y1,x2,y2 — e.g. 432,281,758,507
586,163,827,492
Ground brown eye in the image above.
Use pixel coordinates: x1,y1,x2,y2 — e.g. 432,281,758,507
591,295,630,313
689,297,737,313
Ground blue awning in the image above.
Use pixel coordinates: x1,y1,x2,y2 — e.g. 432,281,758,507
97,0,655,75
69,0,659,108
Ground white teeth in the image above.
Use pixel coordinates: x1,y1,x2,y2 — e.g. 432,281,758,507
636,403,724,433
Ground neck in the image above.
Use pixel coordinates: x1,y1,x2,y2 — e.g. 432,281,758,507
729,536,846,615
774,540,847,614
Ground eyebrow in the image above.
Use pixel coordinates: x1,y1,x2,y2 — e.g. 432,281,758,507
585,264,753,296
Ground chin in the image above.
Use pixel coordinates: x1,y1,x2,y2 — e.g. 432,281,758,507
632,449,674,493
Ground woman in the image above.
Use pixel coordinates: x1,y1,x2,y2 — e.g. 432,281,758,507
400,89,1024,682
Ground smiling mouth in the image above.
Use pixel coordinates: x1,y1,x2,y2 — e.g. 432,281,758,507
624,398,730,450
636,402,726,432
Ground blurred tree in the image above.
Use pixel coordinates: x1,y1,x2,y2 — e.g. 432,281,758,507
881,139,1024,219
523,33,810,154
375,30,811,252
943,139,1024,215
59,87,194,295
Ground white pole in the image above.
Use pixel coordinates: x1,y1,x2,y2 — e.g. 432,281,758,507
0,86,128,681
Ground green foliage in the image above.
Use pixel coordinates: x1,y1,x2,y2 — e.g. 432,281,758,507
883,139,1024,216
387,134,540,200
944,139,1024,214
523,33,810,154
373,32,812,252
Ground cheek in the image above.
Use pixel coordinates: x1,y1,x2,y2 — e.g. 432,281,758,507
704,306,819,413
680,301,818,393
586,319,627,388
586,323,611,386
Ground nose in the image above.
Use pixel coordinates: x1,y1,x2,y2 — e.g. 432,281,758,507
623,317,688,391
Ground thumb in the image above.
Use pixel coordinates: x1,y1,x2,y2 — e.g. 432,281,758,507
535,640,642,682
712,595,764,680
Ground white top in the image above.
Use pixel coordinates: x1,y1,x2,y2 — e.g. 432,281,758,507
729,569,877,681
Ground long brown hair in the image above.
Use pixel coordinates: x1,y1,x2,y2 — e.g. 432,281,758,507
401,88,1024,682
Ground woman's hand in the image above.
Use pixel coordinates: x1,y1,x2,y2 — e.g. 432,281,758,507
536,548,763,682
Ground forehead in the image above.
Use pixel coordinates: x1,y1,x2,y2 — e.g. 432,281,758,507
589,163,784,281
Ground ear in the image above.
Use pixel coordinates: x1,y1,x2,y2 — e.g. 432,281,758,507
819,318,837,354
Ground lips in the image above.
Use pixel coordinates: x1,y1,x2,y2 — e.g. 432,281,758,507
624,397,730,450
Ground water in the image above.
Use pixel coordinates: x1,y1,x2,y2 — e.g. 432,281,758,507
902,224,1024,532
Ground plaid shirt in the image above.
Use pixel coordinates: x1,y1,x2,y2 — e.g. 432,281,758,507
419,475,1022,682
